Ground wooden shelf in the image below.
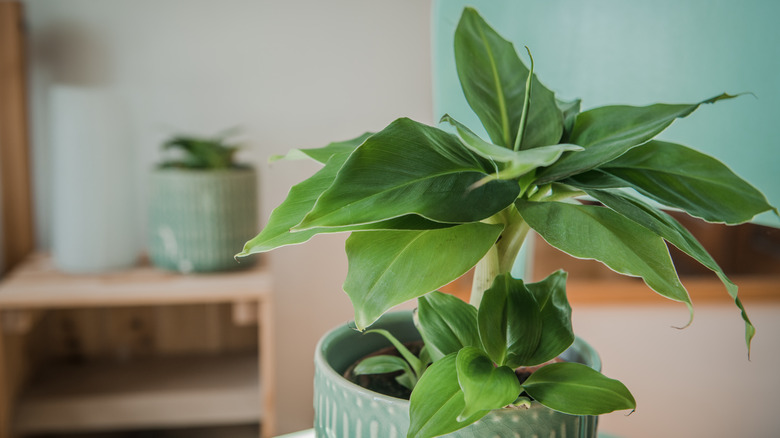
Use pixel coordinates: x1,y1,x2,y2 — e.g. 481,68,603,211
14,353,260,435
0,253,272,310
0,253,276,438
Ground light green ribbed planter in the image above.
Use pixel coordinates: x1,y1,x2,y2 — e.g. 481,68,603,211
314,311,600,438
148,167,257,272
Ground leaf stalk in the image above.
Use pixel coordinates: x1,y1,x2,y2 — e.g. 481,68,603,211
513,46,534,152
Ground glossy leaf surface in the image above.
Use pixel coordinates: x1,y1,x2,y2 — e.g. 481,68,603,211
364,329,423,376
517,200,693,324
353,354,411,376
522,362,636,415
586,188,755,351
537,94,737,183
417,291,480,361
238,152,450,255
344,223,503,330
454,8,562,149
456,347,521,420
477,273,542,368
524,270,575,365
557,97,581,142
269,132,372,164
408,354,486,438
442,114,582,181
295,118,520,229
597,140,776,225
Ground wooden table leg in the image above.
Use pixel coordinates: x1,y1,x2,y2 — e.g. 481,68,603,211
0,327,13,438
259,296,276,438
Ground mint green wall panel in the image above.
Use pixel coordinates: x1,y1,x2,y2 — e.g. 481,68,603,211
432,0,779,227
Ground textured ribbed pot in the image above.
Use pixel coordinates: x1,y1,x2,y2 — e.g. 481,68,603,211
148,167,257,272
314,311,600,438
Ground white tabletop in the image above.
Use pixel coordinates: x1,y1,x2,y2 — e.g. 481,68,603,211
275,430,314,438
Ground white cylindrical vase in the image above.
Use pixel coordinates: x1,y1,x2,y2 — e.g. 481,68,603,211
50,86,138,273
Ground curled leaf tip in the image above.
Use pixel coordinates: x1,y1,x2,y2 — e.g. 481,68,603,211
671,302,695,330
346,320,362,332
733,91,758,100
524,45,533,63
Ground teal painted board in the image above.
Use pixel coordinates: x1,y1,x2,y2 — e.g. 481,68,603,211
432,0,779,227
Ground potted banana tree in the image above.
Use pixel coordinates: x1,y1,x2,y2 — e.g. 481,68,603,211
238,7,776,438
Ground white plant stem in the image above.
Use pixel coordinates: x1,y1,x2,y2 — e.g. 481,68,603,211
470,245,500,308
470,208,531,307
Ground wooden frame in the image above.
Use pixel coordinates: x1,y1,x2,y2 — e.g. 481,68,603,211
0,2,34,435
0,0,34,275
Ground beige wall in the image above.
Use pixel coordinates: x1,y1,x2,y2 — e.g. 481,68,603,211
23,0,432,433
575,302,780,438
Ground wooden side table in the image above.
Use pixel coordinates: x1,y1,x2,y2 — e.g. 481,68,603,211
0,253,275,438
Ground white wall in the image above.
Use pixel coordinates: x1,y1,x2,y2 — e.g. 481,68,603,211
23,0,432,433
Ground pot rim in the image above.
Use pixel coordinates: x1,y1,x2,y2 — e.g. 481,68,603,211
314,310,603,410
315,312,413,408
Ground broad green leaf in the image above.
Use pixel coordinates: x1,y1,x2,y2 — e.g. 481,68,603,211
345,223,503,330
353,354,412,376
239,153,348,255
419,346,432,366
417,291,480,361
485,143,583,180
522,362,636,415
477,273,542,368
441,114,519,164
585,188,755,352
408,354,486,438
557,97,581,143
537,93,737,183
396,372,416,391
364,329,422,376
294,118,520,230
562,168,626,189
456,347,522,421
454,8,562,149
441,114,583,181
524,270,575,365
269,132,372,164
598,140,777,225
516,200,693,324
237,152,451,256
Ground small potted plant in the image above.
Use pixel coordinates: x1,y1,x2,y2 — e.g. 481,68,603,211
238,8,776,438
149,130,257,272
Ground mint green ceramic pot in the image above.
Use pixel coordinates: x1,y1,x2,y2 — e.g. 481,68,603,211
314,311,600,438
148,168,257,272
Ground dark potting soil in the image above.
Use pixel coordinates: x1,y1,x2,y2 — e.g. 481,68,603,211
342,341,425,400
343,342,562,401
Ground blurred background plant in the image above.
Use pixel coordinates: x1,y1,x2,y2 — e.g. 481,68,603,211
159,128,244,170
